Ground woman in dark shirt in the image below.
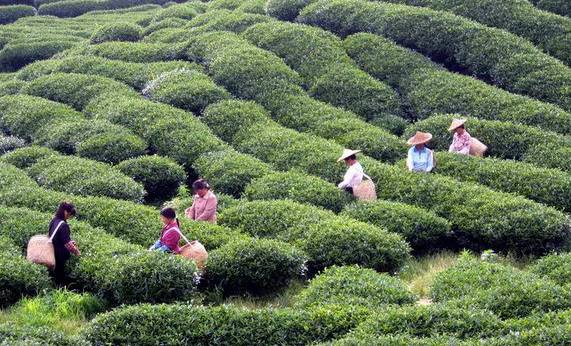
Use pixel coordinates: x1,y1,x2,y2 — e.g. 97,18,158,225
48,202,80,285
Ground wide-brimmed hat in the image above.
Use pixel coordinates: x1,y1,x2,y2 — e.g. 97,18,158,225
407,131,433,146
337,149,361,162
448,118,467,131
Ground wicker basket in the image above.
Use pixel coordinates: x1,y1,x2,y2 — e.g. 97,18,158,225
353,176,377,201
180,241,208,269
26,235,56,269
470,138,488,157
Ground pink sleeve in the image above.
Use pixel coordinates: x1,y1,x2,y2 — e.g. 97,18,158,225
161,229,181,250
196,196,218,221
185,201,196,220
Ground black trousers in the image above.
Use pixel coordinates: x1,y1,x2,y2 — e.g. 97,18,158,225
49,254,69,287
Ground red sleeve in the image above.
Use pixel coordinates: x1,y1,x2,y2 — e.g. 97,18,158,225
161,228,181,250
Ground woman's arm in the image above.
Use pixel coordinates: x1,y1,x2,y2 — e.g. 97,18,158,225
185,200,196,220
426,150,434,172
406,150,414,171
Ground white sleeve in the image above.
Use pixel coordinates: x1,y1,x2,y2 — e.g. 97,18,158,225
406,150,413,171
338,168,353,188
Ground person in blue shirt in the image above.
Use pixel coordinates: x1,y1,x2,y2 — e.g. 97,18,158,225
406,131,434,173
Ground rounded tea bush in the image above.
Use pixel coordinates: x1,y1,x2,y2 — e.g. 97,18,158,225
193,149,273,198
83,304,368,346
341,200,452,252
299,218,411,273
219,199,336,240
529,252,571,286
0,237,52,307
90,22,142,44
143,68,231,113
244,171,352,212
116,155,187,202
0,5,36,25
205,238,307,295
1,146,58,169
295,265,416,308
353,304,504,339
0,135,25,155
27,154,145,202
265,0,311,21
431,254,571,318
76,132,147,164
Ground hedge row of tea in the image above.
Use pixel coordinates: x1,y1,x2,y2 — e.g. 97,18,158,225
298,0,571,111
379,0,571,66
340,32,571,135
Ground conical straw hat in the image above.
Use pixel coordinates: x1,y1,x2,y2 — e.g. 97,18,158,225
407,131,433,145
337,149,361,162
448,118,467,131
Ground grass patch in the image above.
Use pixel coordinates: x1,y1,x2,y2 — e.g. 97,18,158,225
0,289,104,335
219,280,307,309
399,251,459,298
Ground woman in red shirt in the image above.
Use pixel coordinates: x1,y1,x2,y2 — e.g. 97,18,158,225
149,207,181,254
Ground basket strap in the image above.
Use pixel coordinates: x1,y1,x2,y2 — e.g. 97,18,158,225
363,173,372,181
165,227,191,245
48,221,65,242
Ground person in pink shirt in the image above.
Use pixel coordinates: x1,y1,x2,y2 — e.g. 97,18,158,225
149,207,181,254
185,179,218,224
448,118,472,155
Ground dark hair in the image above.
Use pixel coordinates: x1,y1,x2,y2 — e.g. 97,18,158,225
458,124,465,129
160,207,179,227
55,201,76,220
345,154,357,161
192,179,210,191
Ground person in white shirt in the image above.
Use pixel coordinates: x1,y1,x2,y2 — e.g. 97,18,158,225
337,149,364,195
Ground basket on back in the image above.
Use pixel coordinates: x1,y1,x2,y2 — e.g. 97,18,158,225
353,174,377,201
180,241,208,270
26,220,64,269
470,138,488,157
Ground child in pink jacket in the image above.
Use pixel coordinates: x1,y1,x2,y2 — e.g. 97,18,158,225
185,179,218,224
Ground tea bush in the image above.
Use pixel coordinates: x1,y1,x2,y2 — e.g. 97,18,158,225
0,135,25,155
299,0,571,111
193,149,273,198
90,22,142,43
1,146,58,170
0,237,52,307
244,171,352,213
188,9,272,34
295,265,416,308
71,41,185,63
404,114,567,161
0,78,25,96
53,56,203,90
382,0,571,66
143,68,231,113
432,152,571,210
117,155,186,202
86,94,227,168
431,254,571,318
178,220,250,251
0,94,81,141
22,72,138,110
341,200,451,252
83,304,369,345
0,40,76,72
202,99,273,143
353,304,504,339
524,143,571,172
38,0,176,18
531,0,570,17
300,218,411,273
529,252,571,286
219,200,336,239
193,30,407,161
0,5,35,25
265,0,311,21
365,162,570,254
76,131,147,164
344,32,571,134
205,238,307,295
27,154,145,202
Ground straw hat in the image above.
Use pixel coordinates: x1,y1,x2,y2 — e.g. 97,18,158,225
407,131,433,146
448,118,467,132
337,149,361,162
